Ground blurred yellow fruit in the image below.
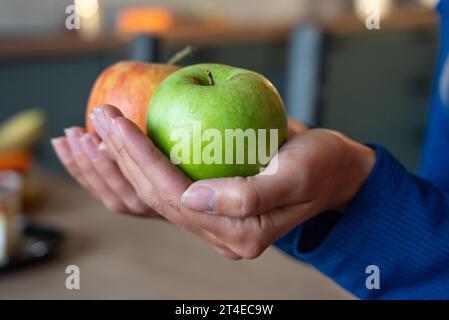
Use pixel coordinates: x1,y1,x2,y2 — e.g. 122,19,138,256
0,109,45,152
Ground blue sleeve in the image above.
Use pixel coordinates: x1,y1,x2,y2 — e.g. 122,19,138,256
275,145,449,299
274,0,449,299
420,0,449,187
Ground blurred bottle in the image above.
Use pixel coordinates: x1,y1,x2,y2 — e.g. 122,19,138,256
0,109,47,211
0,171,23,266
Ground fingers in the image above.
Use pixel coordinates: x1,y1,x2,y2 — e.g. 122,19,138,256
64,127,130,213
98,141,113,160
52,136,95,193
214,247,242,260
79,132,153,216
90,107,163,213
189,225,242,260
91,106,191,201
52,125,159,218
174,198,314,260
91,109,205,227
89,105,243,258
55,105,244,259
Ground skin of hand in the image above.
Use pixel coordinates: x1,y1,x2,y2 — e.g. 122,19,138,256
66,104,375,260
51,128,157,218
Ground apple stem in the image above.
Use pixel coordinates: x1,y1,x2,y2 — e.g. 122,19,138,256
167,46,196,65
205,69,215,86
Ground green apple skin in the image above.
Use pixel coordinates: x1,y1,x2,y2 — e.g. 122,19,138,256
146,63,288,181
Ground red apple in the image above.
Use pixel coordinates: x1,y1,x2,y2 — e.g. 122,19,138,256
86,61,180,133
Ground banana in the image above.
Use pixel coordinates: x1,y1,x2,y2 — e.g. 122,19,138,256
0,109,46,152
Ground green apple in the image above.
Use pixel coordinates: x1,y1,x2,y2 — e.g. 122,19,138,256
146,63,287,180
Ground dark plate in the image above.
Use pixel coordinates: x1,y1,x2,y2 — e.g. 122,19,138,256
0,219,64,273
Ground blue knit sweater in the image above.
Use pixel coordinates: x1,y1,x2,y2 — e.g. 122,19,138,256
275,0,449,299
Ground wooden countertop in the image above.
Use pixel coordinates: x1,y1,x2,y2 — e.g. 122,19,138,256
0,8,437,60
0,172,352,299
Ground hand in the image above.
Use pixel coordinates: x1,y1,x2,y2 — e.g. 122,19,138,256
51,127,158,218
89,105,375,259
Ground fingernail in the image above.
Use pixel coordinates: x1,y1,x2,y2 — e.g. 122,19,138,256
64,127,77,137
65,128,83,155
80,134,98,160
181,186,216,212
51,137,63,147
51,138,71,163
91,107,108,138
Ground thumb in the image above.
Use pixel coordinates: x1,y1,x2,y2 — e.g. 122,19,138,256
181,143,305,217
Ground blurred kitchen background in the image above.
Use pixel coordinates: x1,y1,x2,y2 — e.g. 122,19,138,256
0,0,441,299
